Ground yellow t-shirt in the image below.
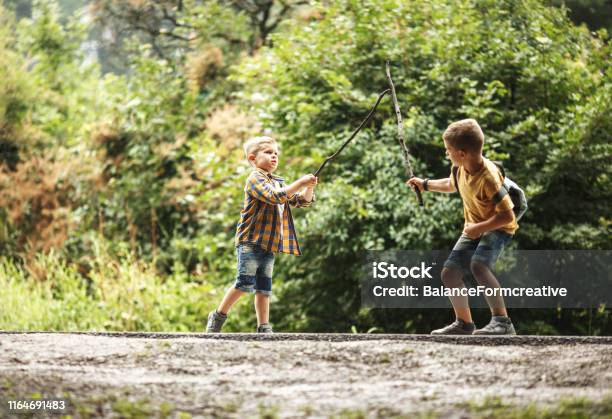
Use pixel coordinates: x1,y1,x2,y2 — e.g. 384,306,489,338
452,158,518,235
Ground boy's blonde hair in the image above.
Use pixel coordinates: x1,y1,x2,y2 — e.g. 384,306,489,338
443,119,484,153
243,136,278,159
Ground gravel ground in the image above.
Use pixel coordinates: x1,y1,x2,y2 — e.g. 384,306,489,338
1,333,611,418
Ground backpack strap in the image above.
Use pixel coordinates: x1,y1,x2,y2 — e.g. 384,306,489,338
491,161,509,205
453,162,513,206
492,181,510,205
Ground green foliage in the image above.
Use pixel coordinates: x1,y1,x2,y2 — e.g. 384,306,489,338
0,238,217,331
13,0,100,148
0,5,32,168
0,0,609,333
234,0,611,332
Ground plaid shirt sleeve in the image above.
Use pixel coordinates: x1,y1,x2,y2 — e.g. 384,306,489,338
246,171,289,205
287,192,315,208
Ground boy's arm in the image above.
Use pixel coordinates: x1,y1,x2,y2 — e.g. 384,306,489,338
302,185,315,202
247,172,314,205
288,186,316,208
406,177,455,193
281,175,315,197
464,210,515,239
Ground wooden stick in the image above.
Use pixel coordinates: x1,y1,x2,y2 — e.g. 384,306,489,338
385,61,423,206
314,89,391,177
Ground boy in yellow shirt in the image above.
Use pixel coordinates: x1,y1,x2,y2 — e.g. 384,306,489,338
408,119,517,335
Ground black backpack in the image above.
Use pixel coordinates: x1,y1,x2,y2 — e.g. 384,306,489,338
452,162,528,221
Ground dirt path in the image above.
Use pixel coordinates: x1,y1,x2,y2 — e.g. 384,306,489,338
1,333,611,418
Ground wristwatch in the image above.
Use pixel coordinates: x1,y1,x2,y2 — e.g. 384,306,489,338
423,178,430,192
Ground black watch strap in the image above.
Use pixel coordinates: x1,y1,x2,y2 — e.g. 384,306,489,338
423,178,430,192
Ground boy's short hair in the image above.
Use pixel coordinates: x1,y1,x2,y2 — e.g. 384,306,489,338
443,119,484,153
243,136,278,159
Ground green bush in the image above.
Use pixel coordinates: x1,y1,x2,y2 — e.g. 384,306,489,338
0,239,218,331
233,0,611,332
0,0,609,333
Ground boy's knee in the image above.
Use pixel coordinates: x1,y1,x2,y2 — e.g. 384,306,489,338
470,260,490,279
441,267,461,286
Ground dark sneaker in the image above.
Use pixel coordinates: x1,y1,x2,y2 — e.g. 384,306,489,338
206,310,227,333
257,323,273,333
430,319,475,335
473,316,516,335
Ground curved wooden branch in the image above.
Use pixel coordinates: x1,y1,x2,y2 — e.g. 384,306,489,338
314,89,391,177
385,61,423,207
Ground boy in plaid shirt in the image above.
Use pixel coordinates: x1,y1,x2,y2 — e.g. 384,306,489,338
206,136,317,333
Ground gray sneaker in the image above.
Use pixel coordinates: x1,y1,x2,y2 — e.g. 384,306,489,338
473,316,516,335
431,319,475,335
257,323,273,333
206,310,227,333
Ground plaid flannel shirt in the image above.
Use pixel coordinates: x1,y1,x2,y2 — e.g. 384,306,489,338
235,168,313,255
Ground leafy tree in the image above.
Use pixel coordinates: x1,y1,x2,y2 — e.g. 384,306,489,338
1,0,609,334
233,0,611,332
0,5,30,169
90,0,307,73
0,0,102,258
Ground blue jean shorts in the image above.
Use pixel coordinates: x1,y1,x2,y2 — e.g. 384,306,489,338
443,230,513,272
234,243,275,295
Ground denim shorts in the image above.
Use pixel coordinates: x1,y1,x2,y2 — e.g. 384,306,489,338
234,243,274,295
443,230,513,272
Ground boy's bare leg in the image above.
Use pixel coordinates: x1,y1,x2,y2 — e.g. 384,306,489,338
441,267,473,323
470,261,508,317
217,287,245,315
254,293,269,326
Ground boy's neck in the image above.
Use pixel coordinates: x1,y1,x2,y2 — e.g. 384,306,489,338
463,155,485,175
256,166,274,176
